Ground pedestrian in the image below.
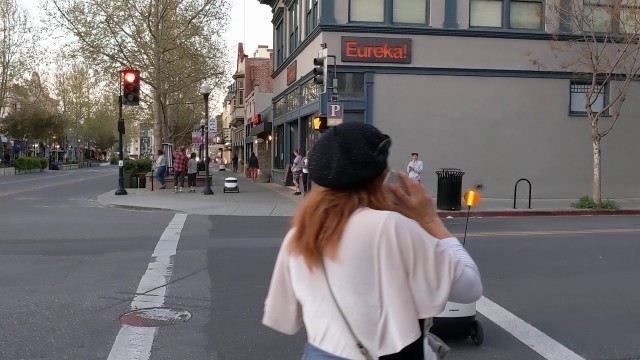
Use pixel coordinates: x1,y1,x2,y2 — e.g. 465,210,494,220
301,152,311,195
187,152,197,193
232,153,239,173
172,146,188,193
407,152,424,182
249,152,259,182
262,122,482,359
154,149,167,189
291,149,302,195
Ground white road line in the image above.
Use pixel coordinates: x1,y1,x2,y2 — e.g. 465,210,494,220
477,296,584,360
107,213,188,360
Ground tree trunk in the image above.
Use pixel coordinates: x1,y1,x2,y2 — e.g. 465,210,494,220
592,132,601,206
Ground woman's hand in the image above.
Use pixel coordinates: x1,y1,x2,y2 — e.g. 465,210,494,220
388,172,452,239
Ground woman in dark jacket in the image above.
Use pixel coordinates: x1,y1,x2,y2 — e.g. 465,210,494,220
249,152,259,182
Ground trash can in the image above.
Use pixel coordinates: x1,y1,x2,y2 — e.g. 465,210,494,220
436,168,465,211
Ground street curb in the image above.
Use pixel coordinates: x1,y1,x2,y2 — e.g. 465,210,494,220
98,202,180,213
437,209,640,217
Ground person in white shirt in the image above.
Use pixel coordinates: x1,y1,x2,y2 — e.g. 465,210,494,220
263,122,482,359
301,154,311,195
154,149,167,189
407,152,424,182
187,152,198,193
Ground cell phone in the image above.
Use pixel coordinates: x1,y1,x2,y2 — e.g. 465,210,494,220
384,170,402,187
384,170,405,204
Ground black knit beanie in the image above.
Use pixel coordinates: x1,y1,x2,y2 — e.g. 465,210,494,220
308,122,390,190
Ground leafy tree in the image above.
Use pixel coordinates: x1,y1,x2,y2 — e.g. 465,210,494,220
0,0,38,119
85,94,117,152
47,0,230,153
1,72,61,143
536,0,640,205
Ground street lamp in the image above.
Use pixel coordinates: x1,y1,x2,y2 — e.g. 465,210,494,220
200,83,213,195
199,120,205,161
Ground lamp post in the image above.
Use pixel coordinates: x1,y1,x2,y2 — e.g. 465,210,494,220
199,121,205,161
200,83,213,195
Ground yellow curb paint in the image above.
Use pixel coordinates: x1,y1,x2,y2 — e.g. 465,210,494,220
453,228,640,238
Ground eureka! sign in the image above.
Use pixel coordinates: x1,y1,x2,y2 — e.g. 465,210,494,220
341,37,412,64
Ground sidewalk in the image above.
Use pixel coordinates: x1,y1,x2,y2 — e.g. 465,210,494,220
96,170,640,217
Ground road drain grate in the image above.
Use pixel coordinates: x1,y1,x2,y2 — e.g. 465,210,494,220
119,307,192,327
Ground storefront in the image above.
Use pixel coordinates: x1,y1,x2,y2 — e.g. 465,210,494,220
259,0,640,198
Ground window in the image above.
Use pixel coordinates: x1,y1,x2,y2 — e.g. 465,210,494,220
394,0,428,23
302,79,319,105
275,97,286,118
470,0,543,29
350,0,429,24
275,20,284,67
238,90,244,106
350,0,384,22
306,0,319,36
337,73,365,98
570,82,608,115
288,0,299,54
583,0,640,33
286,90,299,112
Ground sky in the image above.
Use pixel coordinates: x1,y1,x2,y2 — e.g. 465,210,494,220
15,0,274,112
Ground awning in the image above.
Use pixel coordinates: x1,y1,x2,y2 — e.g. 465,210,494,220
250,122,272,136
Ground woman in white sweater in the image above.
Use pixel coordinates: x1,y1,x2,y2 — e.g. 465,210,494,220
263,122,482,359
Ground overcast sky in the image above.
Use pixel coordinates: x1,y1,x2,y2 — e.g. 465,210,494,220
16,0,274,111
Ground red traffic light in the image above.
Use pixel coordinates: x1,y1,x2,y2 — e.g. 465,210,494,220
123,71,138,83
121,69,140,106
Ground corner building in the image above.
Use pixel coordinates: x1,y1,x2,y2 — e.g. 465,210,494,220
257,0,640,199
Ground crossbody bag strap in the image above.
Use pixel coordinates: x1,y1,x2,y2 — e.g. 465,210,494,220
321,260,374,360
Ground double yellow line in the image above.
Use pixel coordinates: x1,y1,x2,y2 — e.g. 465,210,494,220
453,228,640,238
0,173,112,197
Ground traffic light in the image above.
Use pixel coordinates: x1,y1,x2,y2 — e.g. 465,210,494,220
122,69,140,106
312,115,327,131
313,57,326,89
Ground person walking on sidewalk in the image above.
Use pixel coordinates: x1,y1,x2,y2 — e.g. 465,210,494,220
407,152,424,182
262,122,482,359
172,146,188,193
187,152,198,193
232,153,238,173
291,149,303,195
301,153,311,195
154,149,167,189
249,152,259,182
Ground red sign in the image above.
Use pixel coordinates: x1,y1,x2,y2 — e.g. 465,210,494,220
253,114,262,125
341,37,412,64
286,60,297,85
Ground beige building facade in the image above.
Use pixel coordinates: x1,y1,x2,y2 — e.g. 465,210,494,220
258,0,640,199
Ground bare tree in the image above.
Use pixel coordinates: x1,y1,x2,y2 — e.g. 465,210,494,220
537,0,640,205
47,0,230,153
0,0,37,119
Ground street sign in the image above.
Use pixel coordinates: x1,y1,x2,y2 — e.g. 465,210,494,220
327,102,343,126
209,120,217,133
118,160,123,167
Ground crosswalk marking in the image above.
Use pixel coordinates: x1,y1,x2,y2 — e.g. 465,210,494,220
107,213,188,360
478,296,585,360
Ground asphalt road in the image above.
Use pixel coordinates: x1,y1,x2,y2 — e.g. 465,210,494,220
1,167,639,360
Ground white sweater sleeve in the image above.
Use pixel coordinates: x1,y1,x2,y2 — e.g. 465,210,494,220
438,238,483,304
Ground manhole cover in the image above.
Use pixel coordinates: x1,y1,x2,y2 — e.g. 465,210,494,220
119,307,192,327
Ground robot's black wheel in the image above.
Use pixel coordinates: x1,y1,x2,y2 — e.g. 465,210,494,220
470,319,484,346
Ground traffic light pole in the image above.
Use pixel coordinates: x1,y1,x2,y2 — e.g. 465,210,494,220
115,95,127,195
202,92,213,195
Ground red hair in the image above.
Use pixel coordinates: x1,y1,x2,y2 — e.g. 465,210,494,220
288,173,395,270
